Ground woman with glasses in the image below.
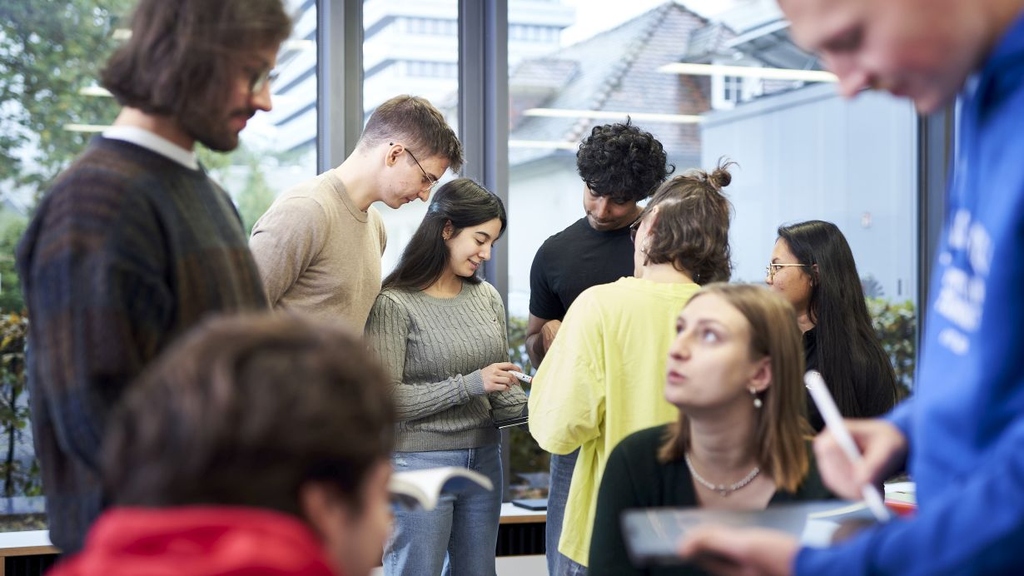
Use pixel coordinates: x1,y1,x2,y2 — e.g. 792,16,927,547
766,220,899,431
528,162,734,575
364,178,527,576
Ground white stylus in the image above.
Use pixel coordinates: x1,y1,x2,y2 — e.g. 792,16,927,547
804,370,892,522
509,370,533,384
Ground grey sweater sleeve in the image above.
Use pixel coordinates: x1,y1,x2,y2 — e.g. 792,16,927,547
365,292,487,422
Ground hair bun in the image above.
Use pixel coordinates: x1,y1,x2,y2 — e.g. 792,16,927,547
708,157,733,189
709,165,733,190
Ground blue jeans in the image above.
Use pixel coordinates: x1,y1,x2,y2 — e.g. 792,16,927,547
557,555,588,576
384,444,503,576
546,448,580,576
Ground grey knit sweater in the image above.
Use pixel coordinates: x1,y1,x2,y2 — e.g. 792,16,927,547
365,281,527,452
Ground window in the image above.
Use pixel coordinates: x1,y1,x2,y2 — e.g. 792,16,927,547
723,74,743,103
506,0,919,500
0,0,317,519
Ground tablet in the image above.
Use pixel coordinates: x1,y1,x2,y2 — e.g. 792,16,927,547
620,501,874,567
511,498,548,511
492,403,529,429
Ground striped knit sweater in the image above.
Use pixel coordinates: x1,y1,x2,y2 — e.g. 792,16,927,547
16,136,268,553
365,281,527,452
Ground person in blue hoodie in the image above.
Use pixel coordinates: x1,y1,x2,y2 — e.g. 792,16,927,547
676,0,1024,575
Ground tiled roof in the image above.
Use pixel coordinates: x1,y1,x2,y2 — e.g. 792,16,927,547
509,2,720,169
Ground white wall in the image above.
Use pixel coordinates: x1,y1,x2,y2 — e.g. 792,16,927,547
506,156,585,317
701,83,919,300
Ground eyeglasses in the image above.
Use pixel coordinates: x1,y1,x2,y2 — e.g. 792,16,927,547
391,143,440,192
247,65,279,96
629,215,644,244
765,263,807,281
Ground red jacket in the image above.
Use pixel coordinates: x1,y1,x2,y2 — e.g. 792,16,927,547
48,506,342,576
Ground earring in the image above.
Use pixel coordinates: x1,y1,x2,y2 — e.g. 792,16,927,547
749,387,762,409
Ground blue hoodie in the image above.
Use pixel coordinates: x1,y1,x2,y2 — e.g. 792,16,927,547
796,11,1024,576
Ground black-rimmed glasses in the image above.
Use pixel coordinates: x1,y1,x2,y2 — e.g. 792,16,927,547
629,216,644,244
391,143,440,192
765,263,807,281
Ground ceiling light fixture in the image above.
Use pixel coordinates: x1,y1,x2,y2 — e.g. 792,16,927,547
522,108,703,124
658,62,837,83
508,139,579,150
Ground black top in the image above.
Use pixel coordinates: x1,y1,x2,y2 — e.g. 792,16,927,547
802,327,897,432
590,425,834,576
528,217,634,320
803,328,824,431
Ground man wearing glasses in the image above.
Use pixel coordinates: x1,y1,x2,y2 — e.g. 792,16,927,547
15,0,292,554
524,119,672,576
250,94,463,330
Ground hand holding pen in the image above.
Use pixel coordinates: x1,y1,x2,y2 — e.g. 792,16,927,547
805,370,904,522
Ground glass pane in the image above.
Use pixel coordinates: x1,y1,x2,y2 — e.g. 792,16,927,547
364,0,461,276
507,0,919,499
231,0,319,233
0,0,316,524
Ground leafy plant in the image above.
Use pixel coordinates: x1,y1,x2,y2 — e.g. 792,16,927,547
0,0,133,200
0,211,28,314
867,297,916,399
0,312,40,497
506,314,534,376
506,315,548,482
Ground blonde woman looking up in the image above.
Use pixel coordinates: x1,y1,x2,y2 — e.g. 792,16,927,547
590,284,832,576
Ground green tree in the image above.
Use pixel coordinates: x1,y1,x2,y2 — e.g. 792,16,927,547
0,312,38,497
235,149,277,235
0,211,28,313
0,0,132,200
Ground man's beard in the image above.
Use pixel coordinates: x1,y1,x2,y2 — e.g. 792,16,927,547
180,107,252,152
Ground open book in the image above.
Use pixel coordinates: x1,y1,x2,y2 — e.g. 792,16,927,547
388,467,494,512
621,500,877,567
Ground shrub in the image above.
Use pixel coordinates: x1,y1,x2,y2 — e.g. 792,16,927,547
867,298,916,399
0,312,40,496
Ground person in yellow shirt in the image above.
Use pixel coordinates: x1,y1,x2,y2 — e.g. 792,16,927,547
528,162,736,574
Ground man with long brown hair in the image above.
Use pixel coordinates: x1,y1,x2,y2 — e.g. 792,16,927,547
15,0,291,553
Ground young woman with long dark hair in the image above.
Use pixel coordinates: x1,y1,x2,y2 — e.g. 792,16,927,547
364,178,527,576
767,220,899,431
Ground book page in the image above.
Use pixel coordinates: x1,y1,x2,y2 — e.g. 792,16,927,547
389,467,494,511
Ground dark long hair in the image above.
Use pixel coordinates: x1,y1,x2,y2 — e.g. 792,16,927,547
383,178,507,291
777,220,898,419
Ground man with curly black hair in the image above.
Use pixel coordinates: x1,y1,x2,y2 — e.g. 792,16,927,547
525,119,672,576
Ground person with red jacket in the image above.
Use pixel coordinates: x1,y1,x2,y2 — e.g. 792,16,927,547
48,313,397,576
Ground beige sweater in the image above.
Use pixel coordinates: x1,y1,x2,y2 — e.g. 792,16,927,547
250,171,386,330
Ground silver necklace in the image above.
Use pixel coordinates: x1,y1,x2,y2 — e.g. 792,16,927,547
684,453,761,497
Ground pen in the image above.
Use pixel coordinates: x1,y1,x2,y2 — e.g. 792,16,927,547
510,370,533,384
804,370,892,522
